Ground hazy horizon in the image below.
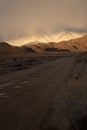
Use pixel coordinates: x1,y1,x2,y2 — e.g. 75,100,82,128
0,0,87,46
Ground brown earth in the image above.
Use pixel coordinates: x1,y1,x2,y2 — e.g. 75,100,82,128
0,53,87,130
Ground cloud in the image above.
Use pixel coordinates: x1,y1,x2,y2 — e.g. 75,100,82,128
0,0,87,42
53,25,87,34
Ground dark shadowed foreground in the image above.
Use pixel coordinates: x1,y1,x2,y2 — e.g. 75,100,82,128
0,54,87,130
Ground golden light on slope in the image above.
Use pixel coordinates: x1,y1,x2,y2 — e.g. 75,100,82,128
8,32,84,46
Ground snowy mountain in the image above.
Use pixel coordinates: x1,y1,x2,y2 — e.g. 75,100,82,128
23,34,87,53
7,31,84,46
51,31,83,43
1,33,87,55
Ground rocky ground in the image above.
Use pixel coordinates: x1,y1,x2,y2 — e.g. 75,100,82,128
0,54,71,75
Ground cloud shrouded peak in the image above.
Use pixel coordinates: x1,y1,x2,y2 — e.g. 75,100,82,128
0,0,87,45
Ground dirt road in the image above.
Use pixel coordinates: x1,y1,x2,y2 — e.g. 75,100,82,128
0,56,86,130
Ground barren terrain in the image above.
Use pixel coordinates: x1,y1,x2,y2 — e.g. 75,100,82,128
0,53,87,130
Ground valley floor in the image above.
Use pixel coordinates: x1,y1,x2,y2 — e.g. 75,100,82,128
0,53,87,130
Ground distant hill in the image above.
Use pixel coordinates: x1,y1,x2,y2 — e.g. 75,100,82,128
0,42,36,55
21,46,36,53
54,34,87,52
23,34,87,53
1,34,87,55
7,31,83,46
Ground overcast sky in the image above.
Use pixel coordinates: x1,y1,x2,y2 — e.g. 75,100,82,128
0,0,87,41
